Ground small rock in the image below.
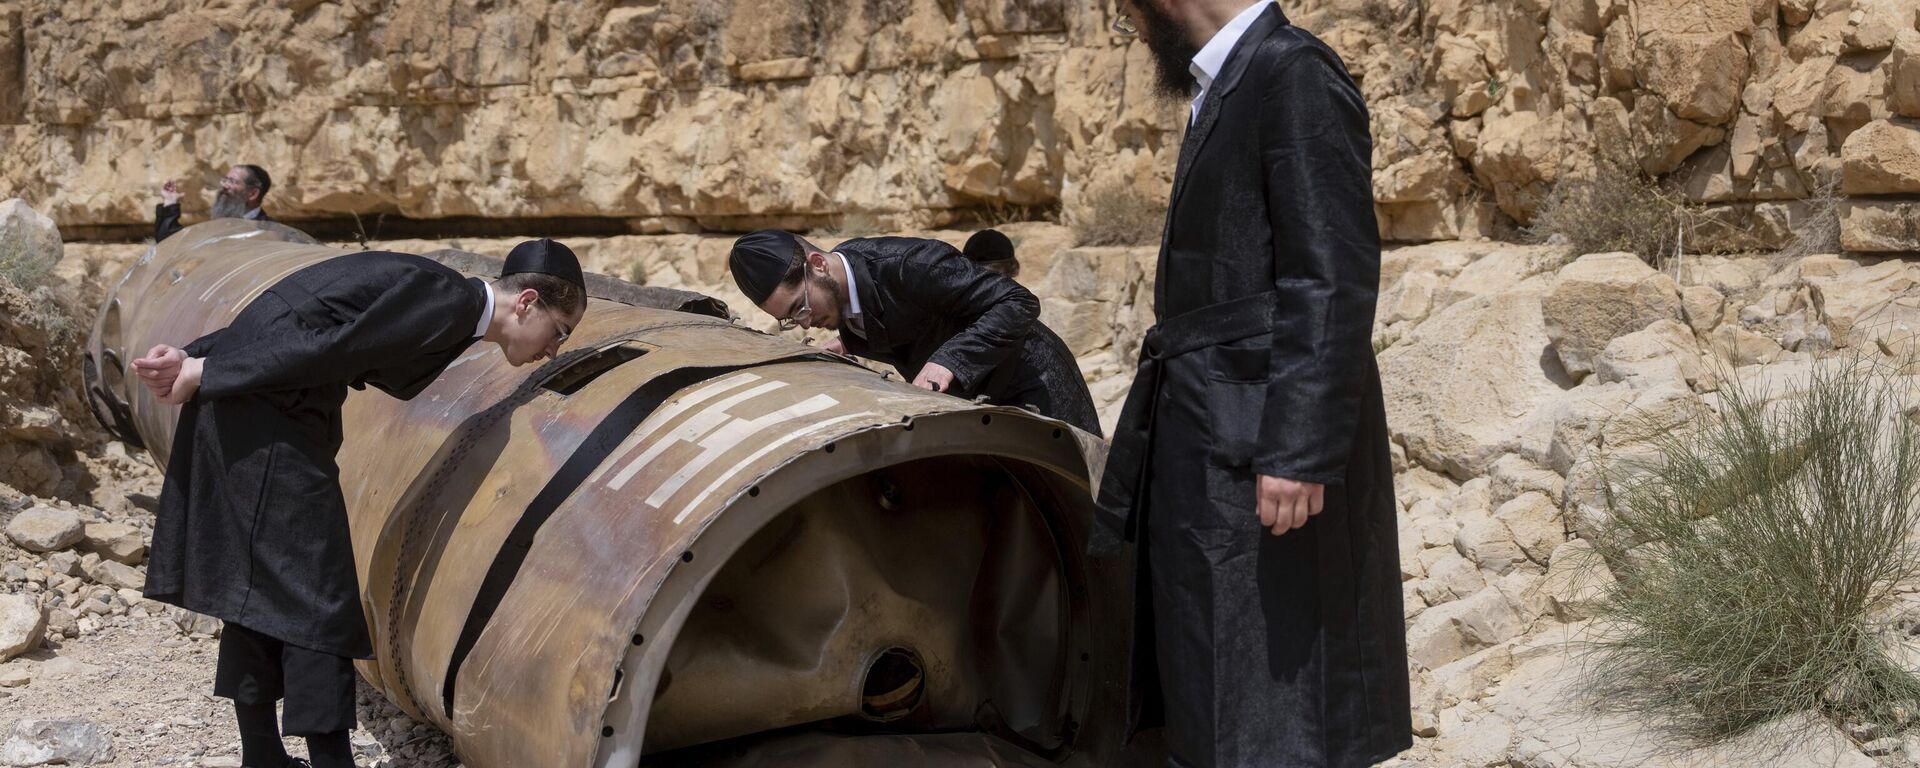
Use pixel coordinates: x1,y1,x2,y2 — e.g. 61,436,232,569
3,507,85,553
41,551,79,578
0,594,45,661
0,665,30,687
85,560,144,591
0,716,113,765
1862,736,1901,756
44,608,75,638
1411,709,1440,737
1848,721,1883,741
166,607,221,638
78,523,146,565
37,656,103,680
200,757,242,768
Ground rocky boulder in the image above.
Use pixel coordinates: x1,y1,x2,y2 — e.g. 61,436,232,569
1543,253,1684,380
1841,119,1920,195
1592,318,1712,390
0,717,113,766
1381,282,1570,479
77,523,144,566
1894,30,1920,118
0,594,43,661
3,507,83,553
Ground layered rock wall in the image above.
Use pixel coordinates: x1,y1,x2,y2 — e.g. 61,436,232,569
1,0,1917,249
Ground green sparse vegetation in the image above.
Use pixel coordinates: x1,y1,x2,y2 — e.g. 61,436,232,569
1587,357,1920,743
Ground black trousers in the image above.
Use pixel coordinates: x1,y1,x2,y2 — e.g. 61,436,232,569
215,622,357,736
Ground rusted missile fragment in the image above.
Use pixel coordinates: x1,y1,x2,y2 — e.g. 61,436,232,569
86,220,1140,767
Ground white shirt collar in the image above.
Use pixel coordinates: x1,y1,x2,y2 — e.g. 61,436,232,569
474,281,495,339
833,252,868,339
244,207,264,220
834,252,862,318
1188,1,1270,121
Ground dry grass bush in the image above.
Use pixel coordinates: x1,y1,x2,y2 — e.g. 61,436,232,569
1070,180,1164,247
1526,156,1694,266
0,228,57,290
1587,357,1920,743
1778,180,1844,263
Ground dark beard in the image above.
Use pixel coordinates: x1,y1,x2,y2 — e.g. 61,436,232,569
210,189,249,219
1137,0,1200,100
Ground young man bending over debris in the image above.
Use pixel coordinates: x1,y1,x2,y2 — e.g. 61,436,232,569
130,240,587,768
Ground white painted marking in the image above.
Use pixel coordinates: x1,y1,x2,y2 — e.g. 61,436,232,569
672,411,874,524
608,380,785,491
586,372,763,488
646,393,839,508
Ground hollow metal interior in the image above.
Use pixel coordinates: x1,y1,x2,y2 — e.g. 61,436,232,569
643,454,1080,763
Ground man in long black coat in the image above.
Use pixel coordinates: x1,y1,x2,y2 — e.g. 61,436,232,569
728,230,1102,436
131,240,588,768
1098,1,1411,766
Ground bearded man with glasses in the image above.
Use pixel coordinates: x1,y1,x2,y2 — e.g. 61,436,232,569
727,229,1101,436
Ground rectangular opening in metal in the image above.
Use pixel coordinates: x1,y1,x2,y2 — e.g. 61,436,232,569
542,342,651,396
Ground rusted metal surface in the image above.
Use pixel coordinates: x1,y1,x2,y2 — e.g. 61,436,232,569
87,220,1138,767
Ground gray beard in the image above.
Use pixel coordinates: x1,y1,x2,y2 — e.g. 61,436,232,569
210,189,249,219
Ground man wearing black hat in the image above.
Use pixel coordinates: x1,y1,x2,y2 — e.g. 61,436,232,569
729,229,1101,436
128,239,587,768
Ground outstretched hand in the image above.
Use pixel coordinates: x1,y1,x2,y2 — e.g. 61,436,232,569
1257,475,1324,536
160,180,181,206
911,361,956,393
131,344,203,405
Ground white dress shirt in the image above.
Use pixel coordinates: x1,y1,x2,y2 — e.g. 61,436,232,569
473,282,495,339
1188,1,1272,124
834,252,867,338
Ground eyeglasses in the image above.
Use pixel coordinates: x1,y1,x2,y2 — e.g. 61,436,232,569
534,295,573,344
777,273,814,332
1112,0,1136,35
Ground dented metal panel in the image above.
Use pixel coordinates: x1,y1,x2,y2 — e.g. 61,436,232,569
86,220,1139,767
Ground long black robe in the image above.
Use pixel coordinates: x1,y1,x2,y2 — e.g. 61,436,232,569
145,252,486,658
833,236,1102,436
1095,7,1411,767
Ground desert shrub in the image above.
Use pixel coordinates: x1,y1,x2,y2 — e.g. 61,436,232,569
1527,156,1693,266
1069,180,1164,247
1778,180,1844,263
0,227,57,290
1587,358,1920,742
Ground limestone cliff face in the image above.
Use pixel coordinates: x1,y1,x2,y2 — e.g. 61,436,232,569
1,0,1916,249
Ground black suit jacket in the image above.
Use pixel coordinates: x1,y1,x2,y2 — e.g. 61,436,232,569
146,252,484,657
155,203,273,242
833,236,1101,434
1156,7,1381,484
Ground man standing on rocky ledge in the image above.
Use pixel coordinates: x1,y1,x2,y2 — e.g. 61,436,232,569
1098,0,1410,766
154,164,274,242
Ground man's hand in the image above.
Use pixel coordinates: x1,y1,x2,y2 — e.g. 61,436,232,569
912,362,956,393
131,345,203,405
1257,475,1324,536
820,336,847,356
160,180,181,206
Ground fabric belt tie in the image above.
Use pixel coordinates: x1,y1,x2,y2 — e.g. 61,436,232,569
1092,292,1276,552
